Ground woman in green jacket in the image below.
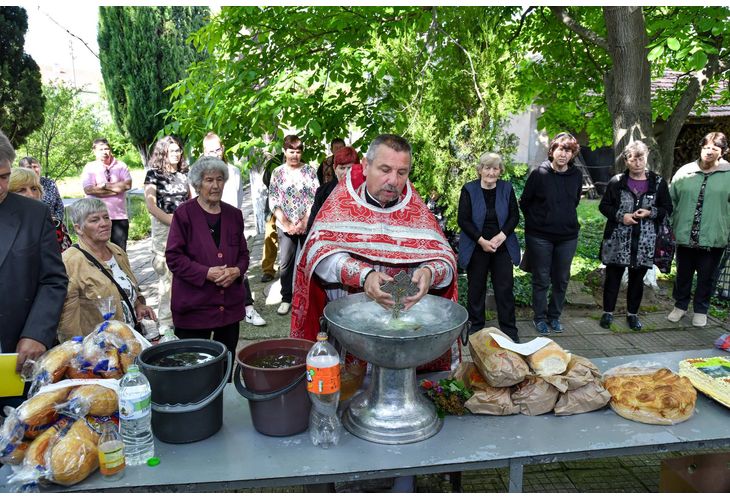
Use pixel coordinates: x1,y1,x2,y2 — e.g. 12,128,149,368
668,132,730,327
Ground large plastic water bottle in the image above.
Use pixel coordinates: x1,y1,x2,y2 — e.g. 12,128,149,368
118,364,155,466
306,332,341,448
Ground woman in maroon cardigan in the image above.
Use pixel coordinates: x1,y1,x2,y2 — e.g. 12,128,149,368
165,156,250,357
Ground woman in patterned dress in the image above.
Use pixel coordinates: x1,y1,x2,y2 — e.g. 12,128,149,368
267,134,319,315
598,141,672,331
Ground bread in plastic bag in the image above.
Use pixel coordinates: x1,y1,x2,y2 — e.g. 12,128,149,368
602,362,696,425
468,328,529,387
511,375,560,416
24,337,84,396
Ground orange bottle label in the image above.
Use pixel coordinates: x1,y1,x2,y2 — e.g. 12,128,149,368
306,364,341,395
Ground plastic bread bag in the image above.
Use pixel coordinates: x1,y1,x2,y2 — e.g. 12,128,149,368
7,416,102,490
24,337,84,397
0,387,70,447
5,417,72,492
602,361,697,425
49,379,120,419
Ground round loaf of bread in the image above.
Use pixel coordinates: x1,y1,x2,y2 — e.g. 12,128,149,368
603,368,697,424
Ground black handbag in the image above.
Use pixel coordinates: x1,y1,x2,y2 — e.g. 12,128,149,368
72,244,142,331
654,219,676,274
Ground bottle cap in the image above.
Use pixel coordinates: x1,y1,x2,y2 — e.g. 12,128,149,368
127,364,140,373
147,457,160,467
316,332,328,341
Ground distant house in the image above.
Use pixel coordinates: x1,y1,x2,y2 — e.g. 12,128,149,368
504,70,730,174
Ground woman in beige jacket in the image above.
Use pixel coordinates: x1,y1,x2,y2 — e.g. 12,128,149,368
58,198,155,341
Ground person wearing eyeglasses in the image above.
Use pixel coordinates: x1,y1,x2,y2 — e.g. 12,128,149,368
519,132,583,336
81,138,132,250
144,135,192,330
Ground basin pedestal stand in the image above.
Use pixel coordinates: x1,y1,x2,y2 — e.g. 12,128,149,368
342,365,441,444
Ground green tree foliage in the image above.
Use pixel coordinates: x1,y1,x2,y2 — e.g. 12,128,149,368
167,6,525,229
97,6,209,164
0,6,44,146
20,81,138,180
516,6,730,178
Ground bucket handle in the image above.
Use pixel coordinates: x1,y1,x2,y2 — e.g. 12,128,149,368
460,321,470,346
233,364,306,402
151,350,232,414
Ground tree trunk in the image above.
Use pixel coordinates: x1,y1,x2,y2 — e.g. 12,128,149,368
603,7,659,174
656,51,721,180
137,142,150,168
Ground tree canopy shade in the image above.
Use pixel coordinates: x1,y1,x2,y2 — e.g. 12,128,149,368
97,6,210,164
0,7,45,147
516,6,730,178
166,6,525,225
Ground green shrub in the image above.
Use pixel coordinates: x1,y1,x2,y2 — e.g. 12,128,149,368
127,195,150,240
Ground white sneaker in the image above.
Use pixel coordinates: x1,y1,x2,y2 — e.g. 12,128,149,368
692,313,707,327
667,307,686,322
245,308,267,326
277,302,291,315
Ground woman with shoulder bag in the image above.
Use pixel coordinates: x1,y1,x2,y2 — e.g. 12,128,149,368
58,198,156,341
598,141,673,331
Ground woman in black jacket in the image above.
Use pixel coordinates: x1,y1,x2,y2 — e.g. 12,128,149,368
519,133,583,335
598,141,673,331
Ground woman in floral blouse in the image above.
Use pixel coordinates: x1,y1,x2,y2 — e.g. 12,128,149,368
267,134,319,315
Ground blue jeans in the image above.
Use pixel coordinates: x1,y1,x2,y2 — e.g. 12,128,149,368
526,235,578,322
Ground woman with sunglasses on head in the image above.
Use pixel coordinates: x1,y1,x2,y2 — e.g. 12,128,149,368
519,132,583,335
144,135,192,330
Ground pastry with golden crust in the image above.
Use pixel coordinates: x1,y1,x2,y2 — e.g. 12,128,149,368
603,367,696,424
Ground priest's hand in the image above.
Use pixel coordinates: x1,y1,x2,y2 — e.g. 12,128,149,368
364,271,395,309
403,267,432,310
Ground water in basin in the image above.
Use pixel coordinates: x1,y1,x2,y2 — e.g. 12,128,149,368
334,299,451,337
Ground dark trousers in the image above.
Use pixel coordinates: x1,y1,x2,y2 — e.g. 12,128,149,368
277,228,305,303
673,245,724,314
243,276,253,308
466,248,518,341
603,265,648,315
526,235,578,322
175,322,240,359
111,219,129,251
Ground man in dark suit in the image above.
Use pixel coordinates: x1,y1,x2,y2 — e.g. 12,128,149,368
0,130,68,391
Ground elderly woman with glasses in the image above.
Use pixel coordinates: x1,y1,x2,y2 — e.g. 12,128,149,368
458,152,521,341
598,140,673,331
58,198,155,341
165,156,250,357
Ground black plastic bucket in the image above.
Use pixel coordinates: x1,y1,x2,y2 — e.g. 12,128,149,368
138,339,232,444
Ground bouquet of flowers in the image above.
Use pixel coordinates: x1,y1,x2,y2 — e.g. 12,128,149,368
419,378,473,417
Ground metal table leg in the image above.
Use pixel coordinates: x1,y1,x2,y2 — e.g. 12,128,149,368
508,459,524,493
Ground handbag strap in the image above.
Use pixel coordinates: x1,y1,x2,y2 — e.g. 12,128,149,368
72,244,139,326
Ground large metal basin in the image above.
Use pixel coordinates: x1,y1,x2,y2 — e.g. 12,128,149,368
324,293,468,444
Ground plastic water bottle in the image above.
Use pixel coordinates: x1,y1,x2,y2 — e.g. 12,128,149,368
157,326,179,343
118,364,155,466
306,332,341,448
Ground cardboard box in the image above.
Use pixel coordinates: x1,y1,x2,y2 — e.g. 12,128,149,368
659,452,730,493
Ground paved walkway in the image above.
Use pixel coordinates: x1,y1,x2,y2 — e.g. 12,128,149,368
126,186,729,493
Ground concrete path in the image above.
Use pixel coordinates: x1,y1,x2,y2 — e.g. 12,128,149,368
126,185,730,493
